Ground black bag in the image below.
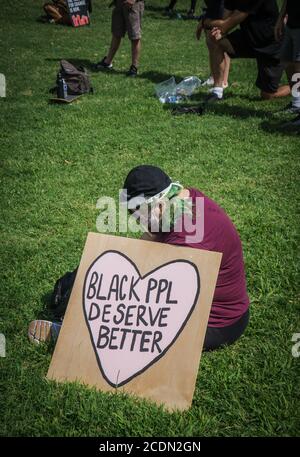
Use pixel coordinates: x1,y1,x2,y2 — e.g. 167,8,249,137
55,60,93,96
51,267,78,320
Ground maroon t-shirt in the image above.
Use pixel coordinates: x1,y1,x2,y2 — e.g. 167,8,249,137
157,188,250,328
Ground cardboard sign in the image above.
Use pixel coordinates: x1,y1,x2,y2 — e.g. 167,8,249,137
47,233,222,410
66,0,90,27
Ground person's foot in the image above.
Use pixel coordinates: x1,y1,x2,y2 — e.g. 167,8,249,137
201,76,214,87
94,56,113,71
186,9,195,18
126,64,138,77
37,15,51,23
201,77,228,89
203,92,223,104
261,85,290,100
28,320,62,344
172,105,203,116
163,7,173,16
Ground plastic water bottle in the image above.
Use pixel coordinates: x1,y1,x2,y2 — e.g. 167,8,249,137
57,73,68,99
176,76,202,96
159,93,183,104
165,94,183,104
62,79,68,99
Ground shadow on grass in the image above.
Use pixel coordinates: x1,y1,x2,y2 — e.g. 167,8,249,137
45,57,126,75
37,291,55,321
162,98,272,119
139,70,184,84
145,4,166,13
204,102,272,119
260,120,300,137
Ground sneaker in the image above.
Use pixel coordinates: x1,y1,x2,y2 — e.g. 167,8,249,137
28,320,62,344
202,77,228,89
126,64,138,77
186,9,195,19
201,76,214,87
163,7,173,16
94,56,113,71
203,92,223,104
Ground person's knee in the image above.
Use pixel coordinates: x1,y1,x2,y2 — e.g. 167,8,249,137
112,33,123,41
205,33,219,50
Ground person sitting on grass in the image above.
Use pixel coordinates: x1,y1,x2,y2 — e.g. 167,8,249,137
202,0,290,104
275,0,300,130
40,0,71,24
120,165,250,351
95,0,144,78
28,165,250,351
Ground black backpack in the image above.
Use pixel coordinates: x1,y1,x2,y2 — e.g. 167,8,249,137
51,267,78,320
56,60,93,96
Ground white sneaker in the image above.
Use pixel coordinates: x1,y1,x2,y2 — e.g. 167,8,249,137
201,76,214,87
28,320,62,344
203,77,228,89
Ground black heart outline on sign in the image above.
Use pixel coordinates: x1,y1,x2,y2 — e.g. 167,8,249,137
82,250,200,388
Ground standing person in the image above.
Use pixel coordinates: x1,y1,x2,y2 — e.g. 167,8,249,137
95,0,144,77
275,0,300,128
165,0,198,18
196,0,231,89
203,0,290,103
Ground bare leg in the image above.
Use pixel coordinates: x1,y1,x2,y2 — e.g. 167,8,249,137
223,53,231,87
206,34,235,85
131,39,141,68
105,35,122,65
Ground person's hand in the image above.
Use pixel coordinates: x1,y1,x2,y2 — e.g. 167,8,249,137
210,27,222,41
274,16,284,41
196,21,203,40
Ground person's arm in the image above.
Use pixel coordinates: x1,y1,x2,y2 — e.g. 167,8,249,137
203,7,233,29
198,5,233,40
274,0,287,41
207,9,249,35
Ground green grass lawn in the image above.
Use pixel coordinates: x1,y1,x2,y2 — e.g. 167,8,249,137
0,0,299,437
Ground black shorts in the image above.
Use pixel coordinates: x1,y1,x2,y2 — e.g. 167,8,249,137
226,29,285,93
205,0,224,20
203,308,249,351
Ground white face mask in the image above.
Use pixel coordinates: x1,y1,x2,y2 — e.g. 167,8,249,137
131,202,162,232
